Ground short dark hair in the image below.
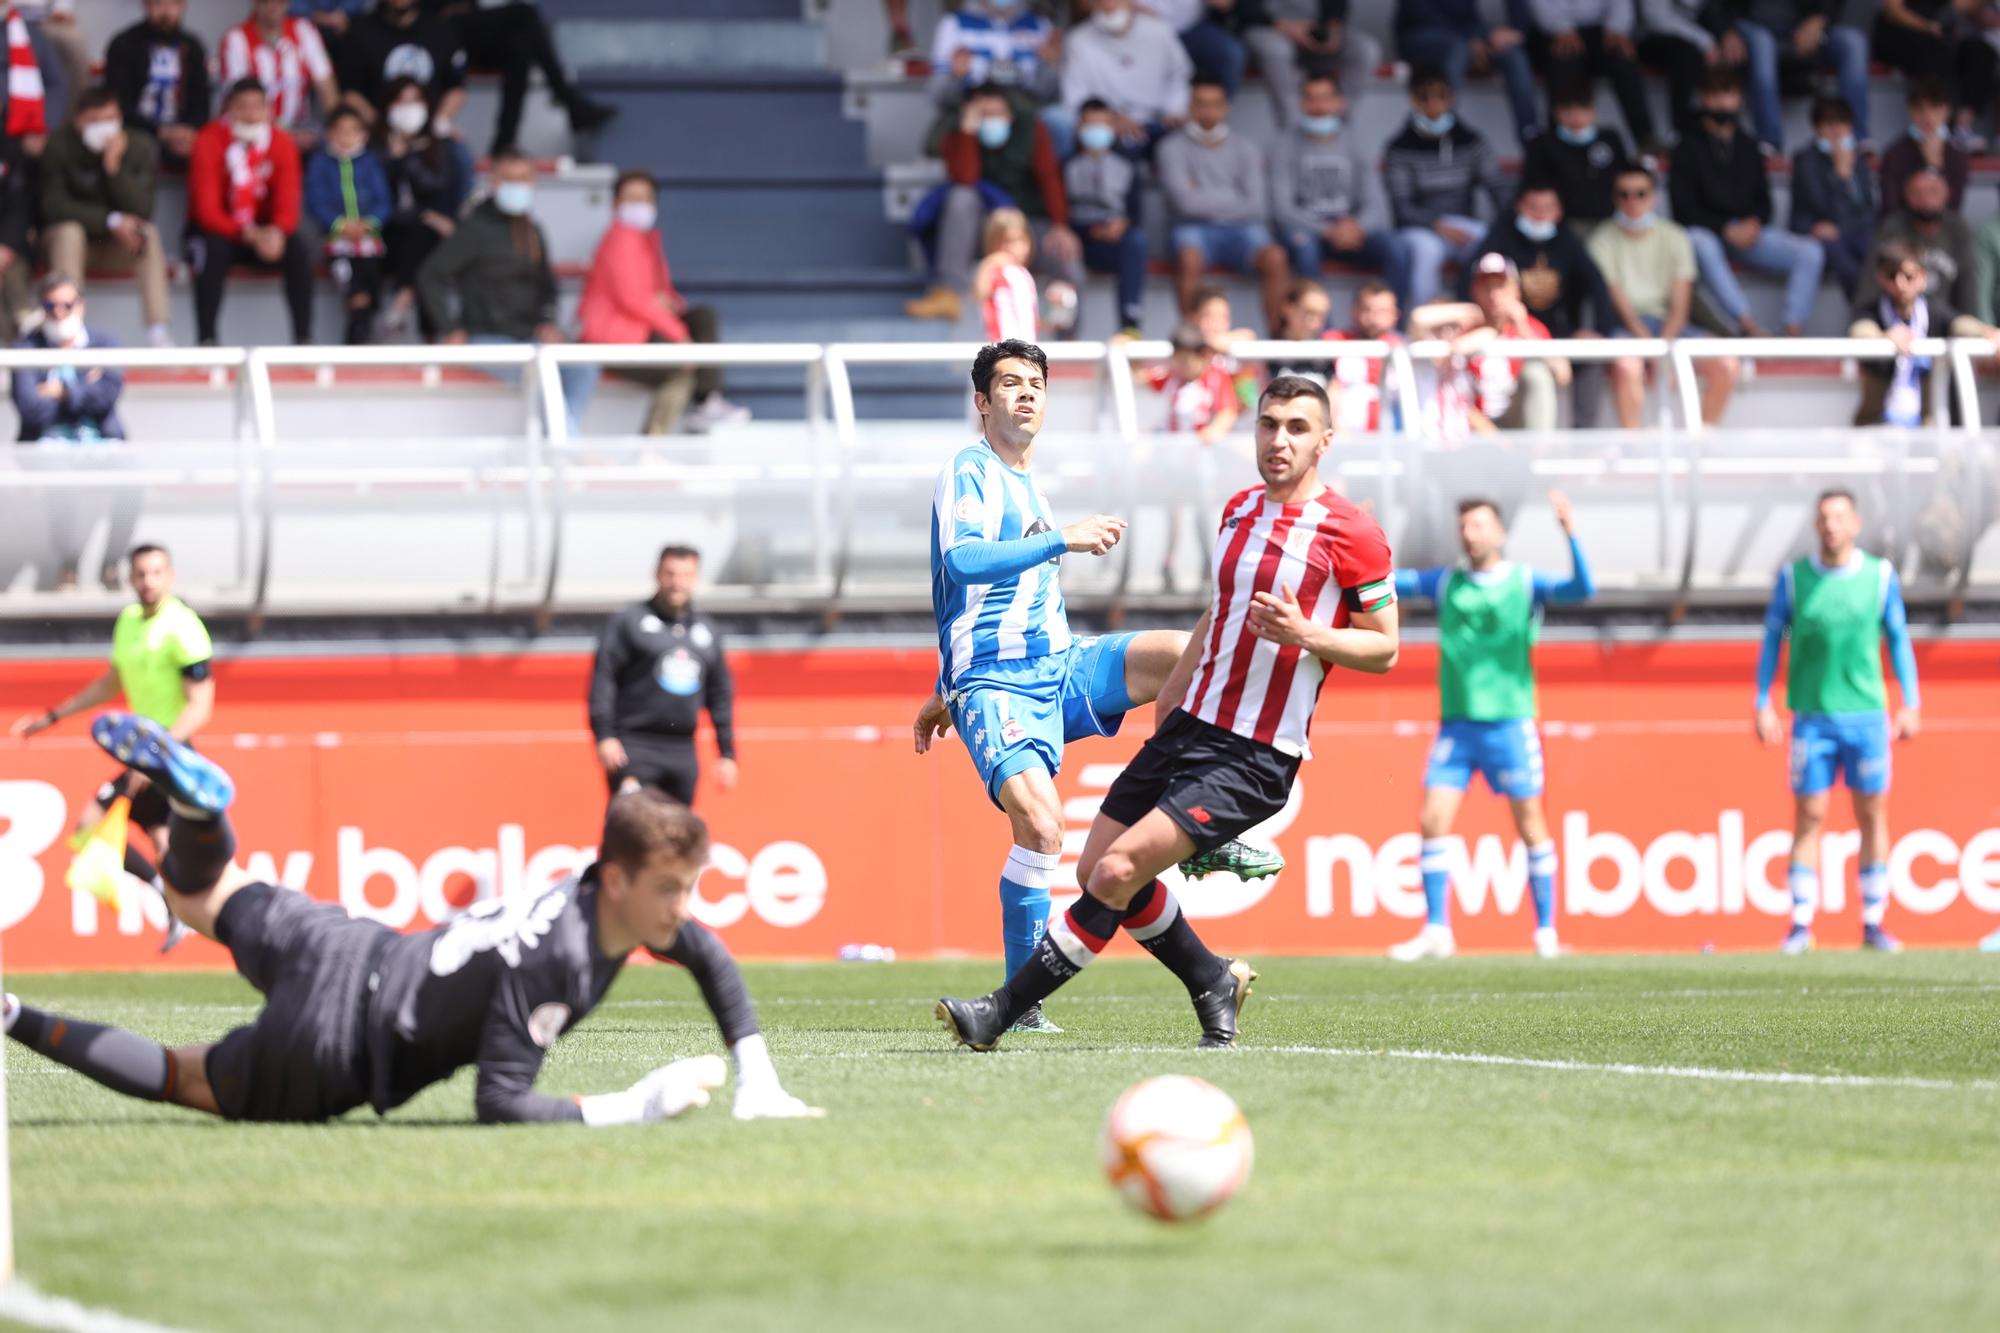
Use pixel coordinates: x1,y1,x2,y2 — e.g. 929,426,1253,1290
1190,74,1229,97
1908,76,1950,108
1258,375,1331,422
1700,67,1743,97
1078,97,1112,117
1354,277,1394,303
1285,276,1328,305
73,84,118,116
1817,487,1858,510
1874,238,1920,275
37,271,79,303
325,104,366,134
967,82,1011,104
1551,79,1594,110
657,544,699,565
599,789,709,874
971,339,1048,398
1810,95,1855,127
1169,322,1211,355
223,77,267,108
1457,497,1503,522
490,145,533,170
1409,66,1451,97
1615,163,1656,186
1519,176,1560,198
614,168,657,199
1189,285,1228,312
1301,71,1341,97
128,543,170,566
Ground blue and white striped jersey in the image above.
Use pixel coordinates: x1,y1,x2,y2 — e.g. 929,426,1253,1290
930,439,1073,687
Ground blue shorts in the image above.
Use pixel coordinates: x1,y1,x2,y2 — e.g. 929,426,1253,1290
1789,712,1891,796
947,634,1138,806
1170,222,1276,273
1423,719,1545,799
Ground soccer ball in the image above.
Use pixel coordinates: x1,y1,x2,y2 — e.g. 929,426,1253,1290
1100,1075,1254,1222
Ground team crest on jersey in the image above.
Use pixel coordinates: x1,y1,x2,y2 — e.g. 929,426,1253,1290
1024,517,1050,538
527,1002,571,1049
641,614,664,633
690,623,714,649
1000,719,1027,744
657,648,703,696
955,495,983,524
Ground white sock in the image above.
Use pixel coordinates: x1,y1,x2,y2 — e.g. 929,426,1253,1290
730,1032,778,1091
1788,863,1817,928
2,993,19,1034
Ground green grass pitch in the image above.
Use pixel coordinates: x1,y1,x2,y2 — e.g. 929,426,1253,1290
5,952,1999,1332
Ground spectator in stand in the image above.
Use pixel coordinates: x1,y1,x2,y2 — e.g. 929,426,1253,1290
2,2,89,132
291,1,368,64
1462,252,1565,430
905,83,1083,325
1271,72,1413,311
1732,0,1871,155
1466,178,1614,423
1265,276,1338,381
1189,283,1260,402
105,0,213,171
1393,0,1540,145
1671,69,1823,336
1859,168,1978,314
416,149,595,421
41,86,173,349
1158,76,1290,331
578,170,751,436
1524,0,1659,152
1146,0,1249,95
1848,239,2000,425
1875,1,1996,152
1386,68,1511,309
12,275,135,590
1590,162,1740,426
1060,0,1194,156
1523,80,1630,229
0,135,31,342
340,0,467,132
975,207,1042,342
221,0,342,145
378,76,471,336
187,79,314,346
1790,95,1877,300
1243,0,1383,130
1065,99,1149,336
928,0,1061,110
1878,79,1970,217
305,105,390,343
1327,279,1403,430
1148,320,1240,440
1635,0,1739,140
425,0,617,154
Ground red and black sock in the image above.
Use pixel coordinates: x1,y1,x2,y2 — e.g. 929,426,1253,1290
1123,881,1227,995
997,890,1122,1023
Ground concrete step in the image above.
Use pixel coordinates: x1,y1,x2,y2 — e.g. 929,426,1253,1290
585,73,870,179
560,20,825,74
658,177,911,273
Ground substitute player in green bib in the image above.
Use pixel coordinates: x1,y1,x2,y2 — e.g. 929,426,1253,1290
1388,493,1594,960
1754,489,1919,954
10,545,215,948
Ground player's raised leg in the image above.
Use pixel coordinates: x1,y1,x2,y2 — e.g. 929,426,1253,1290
89,711,249,941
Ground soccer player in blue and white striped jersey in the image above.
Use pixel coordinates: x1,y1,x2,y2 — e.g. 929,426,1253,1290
913,340,1281,1034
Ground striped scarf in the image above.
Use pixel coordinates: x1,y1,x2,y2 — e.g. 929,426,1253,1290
4,7,45,137
225,128,272,232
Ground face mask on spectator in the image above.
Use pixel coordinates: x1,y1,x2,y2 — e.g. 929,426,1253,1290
388,103,429,136
52,311,84,343
232,119,271,149
1517,215,1558,243
1614,210,1655,232
1300,114,1342,137
616,201,657,231
1815,133,1854,154
494,181,535,216
1188,122,1229,145
1078,123,1116,152
1555,123,1596,146
1909,206,1943,225
977,116,1012,148
988,0,1024,12
1910,123,1939,142
1413,111,1455,136
80,119,121,154
1092,7,1133,35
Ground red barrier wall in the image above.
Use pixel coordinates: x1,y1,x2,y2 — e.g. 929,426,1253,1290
2,641,1995,969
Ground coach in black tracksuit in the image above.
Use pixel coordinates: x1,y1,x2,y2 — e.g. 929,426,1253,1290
588,545,737,805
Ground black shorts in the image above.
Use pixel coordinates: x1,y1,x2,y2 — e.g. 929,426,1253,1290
1098,710,1299,854
94,769,171,833
205,883,390,1123
612,741,698,806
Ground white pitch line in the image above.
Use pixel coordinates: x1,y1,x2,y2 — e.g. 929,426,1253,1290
0,1281,195,1333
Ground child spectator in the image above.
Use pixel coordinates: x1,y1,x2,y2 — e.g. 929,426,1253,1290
1730,0,1870,154
1266,277,1337,383
1326,279,1404,432
1064,99,1148,335
305,104,389,344
1188,284,1260,410
1149,321,1240,442
1789,96,1877,300
1877,78,1970,217
378,77,472,337
1522,80,1630,227
976,207,1040,342
1848,240,2000,425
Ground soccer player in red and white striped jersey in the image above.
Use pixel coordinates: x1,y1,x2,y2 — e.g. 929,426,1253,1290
938,374,1399,1051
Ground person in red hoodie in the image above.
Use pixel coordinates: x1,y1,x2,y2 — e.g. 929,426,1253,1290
578,170,749,435
186,77,313,345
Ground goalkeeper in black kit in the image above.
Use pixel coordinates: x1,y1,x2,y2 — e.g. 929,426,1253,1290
3,714,822,1125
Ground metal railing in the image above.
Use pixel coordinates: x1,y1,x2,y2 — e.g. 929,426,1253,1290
2,338,1996,623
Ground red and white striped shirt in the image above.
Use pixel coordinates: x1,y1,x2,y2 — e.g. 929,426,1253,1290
1185,485,1395,757
981,261,1038,343
220,17,332,130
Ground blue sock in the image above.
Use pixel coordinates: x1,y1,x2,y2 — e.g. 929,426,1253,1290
1420,837,1451,928
1527,841,1557,930
1000,845,1059,980
1860,862,1889,928
1788,862,1817,929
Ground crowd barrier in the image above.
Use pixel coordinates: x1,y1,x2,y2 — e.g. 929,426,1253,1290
1,642,1994,970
